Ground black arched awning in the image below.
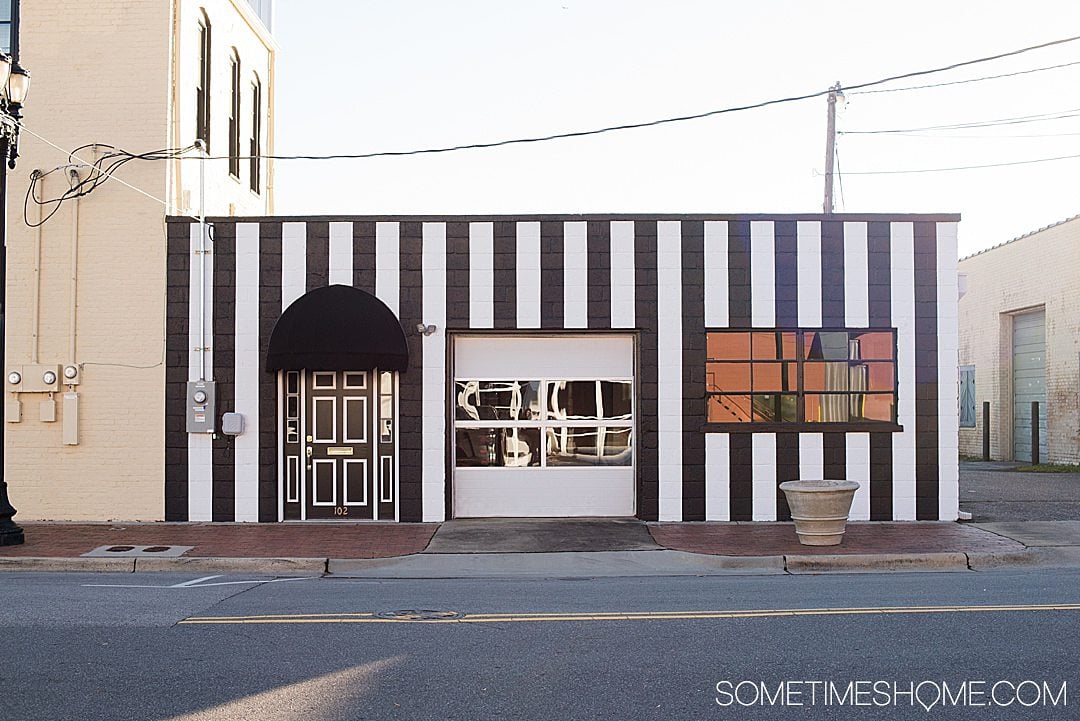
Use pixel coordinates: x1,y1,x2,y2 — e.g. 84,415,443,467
266,285,409,372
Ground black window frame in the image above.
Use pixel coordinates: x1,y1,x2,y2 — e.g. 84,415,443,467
195,10,212,150
249,74,261,194
227,49,241,178
705,327,902,432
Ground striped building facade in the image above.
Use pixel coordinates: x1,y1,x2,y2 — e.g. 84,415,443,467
165,214,960,524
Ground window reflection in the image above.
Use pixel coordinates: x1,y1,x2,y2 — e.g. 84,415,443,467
706,328,898,426
454,379,633,468
456,427,541,467
707,363,751,393
546,427,632,466
708,394,752,423
548,380,632,421
455,380,541,421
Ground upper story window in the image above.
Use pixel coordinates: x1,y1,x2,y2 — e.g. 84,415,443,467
195,11,212,149
0,0,14,57
705,329,898,427
228,49,241,178
249,74,261,193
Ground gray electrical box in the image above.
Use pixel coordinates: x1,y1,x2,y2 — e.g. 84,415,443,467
221,412,244,436
186,380,217,433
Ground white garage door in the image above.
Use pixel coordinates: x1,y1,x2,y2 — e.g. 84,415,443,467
453,335,636,517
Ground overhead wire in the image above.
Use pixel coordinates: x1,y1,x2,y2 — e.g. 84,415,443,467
852,130,1080,139
849,58,1080,95
841,108,1080,135
838,152,1080,175
15,32,1080,222
182,33,1080,162
18,123,197,227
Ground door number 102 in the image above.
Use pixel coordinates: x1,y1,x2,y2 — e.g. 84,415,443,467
333,506,349,516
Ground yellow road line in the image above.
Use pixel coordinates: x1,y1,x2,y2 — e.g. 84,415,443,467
178,603,1080,625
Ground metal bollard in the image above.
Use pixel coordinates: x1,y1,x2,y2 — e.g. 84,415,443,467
1031,401,1040,465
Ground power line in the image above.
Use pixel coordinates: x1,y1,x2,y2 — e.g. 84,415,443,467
852,131,1080,139
179,33,1080,162
849,59,1080,95
841,108,1080,135
839,151,1080,175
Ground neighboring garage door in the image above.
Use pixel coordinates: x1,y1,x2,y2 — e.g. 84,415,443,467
453,335,635,517
1012,310,1048,462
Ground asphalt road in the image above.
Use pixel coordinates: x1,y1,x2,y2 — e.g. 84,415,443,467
2,569,1078,720
960,465,1080,521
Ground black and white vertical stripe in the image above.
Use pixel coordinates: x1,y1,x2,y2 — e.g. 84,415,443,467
166,214,959,523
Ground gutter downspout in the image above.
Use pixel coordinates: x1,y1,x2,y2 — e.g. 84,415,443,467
68,168,80,366
29,171,41,363
197,140,207,382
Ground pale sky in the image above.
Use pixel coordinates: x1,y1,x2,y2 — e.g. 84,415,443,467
272,1,1080,258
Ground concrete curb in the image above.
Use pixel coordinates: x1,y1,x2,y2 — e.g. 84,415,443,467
964,550,1040,570
785,552,970,573
1,548,1078,574
0,556,327,574
1022,547,1080,567
133,557,327,574
327,551,788,578
0,556,137,573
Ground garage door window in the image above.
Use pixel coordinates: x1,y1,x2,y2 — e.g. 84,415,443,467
455,379,632,468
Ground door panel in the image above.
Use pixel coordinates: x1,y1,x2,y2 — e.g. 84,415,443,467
312,397,337,443
344,397,368,442
344,459,369,506
312,460,337,506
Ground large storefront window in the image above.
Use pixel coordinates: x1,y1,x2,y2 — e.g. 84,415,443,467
706,329,898,427
455,379,633,467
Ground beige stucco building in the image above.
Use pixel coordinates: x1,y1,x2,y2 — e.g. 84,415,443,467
958,215,1080,465
5,0,275,520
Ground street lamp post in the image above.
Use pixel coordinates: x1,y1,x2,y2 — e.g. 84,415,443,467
0,52,30,546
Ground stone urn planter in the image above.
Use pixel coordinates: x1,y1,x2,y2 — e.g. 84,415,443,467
778,480,861,546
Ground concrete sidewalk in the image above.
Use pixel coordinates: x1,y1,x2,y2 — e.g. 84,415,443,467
2,517,1078,576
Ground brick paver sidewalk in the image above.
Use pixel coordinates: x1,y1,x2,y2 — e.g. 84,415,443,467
0,520,1028,560
649,522,1026,556
0,522,437,559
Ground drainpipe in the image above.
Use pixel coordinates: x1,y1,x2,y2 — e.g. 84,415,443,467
29,170,41,363
197,139,207,381
68,168,79,365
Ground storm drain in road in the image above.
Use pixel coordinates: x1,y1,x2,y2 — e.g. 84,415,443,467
375,610,464,621
81,544,194,558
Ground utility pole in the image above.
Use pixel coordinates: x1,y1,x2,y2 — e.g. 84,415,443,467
822,82,842,214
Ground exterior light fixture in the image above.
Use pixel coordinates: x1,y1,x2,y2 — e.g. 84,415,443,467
6,62,30,107
0,54,10,94
415,323,437,336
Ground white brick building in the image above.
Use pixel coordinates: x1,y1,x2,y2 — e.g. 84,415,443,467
5,0,275,520
958,215,1080,465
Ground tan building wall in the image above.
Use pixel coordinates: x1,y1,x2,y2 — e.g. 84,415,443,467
5,0,274,521
958,216,1080,464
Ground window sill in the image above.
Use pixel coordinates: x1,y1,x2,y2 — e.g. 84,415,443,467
700,422,904,434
